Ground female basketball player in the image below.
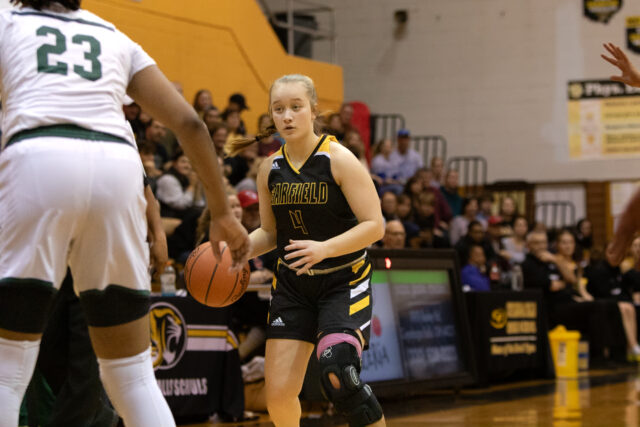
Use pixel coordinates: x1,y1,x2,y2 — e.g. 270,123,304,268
0,1,249,426
226,75,386,426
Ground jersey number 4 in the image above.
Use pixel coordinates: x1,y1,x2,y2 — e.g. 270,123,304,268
289,210,309,235
36,26,102,81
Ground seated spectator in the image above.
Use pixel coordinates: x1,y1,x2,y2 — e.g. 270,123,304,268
461,245,491,292
203,106,221,132
380,191,398,221
326,112,345,141
370,139,403,195
404,175,424,203
144,118,169,170
193,88,214,119
156,150,204,219
498,196,518,237
487,216,508,269
555,229,592,301
396,194,420,245
413,167,452,224
256,114,282,157
440,169,462,216
455,220,496,268
522,232,629,362
382,220,406,249
339,102,354,137
501,216,528,266
238,190,261,232
138,141,162,193
225,93,249,135
236,156,266,193
522,231,579,307
585,246,640,360
223,108,246,143
575,218,594,262
208,121,228,157
477,192,494,224
390,129,423,183
343,130,369,170
409,191,448,248
450,197,481,246
430,156,444,188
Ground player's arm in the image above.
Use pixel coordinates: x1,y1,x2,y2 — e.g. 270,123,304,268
325,142,385,252
248,154,278,258
285,142,384,274
127,66,249,267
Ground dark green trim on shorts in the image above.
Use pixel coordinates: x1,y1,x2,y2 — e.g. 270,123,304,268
7,125,131,147
0,277,56,333
79,285,150,327
11,10,115,32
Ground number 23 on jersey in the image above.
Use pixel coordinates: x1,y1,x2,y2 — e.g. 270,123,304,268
36,25,102,81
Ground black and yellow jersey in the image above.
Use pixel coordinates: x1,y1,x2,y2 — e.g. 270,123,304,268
268,134,364,269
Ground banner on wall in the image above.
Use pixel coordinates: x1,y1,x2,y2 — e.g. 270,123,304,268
584,0,622,23
627,17,640,54
568,79,640,159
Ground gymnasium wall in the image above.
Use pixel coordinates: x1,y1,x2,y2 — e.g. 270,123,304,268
310,0,640,183
19,0,343,134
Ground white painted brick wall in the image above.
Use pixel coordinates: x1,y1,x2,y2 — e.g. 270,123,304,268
311,0,640,182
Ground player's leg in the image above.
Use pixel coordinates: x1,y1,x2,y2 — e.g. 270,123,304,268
317,260,385,427
264,267,318,426
70,142,174,427
264,338,315,426
0,141,82,427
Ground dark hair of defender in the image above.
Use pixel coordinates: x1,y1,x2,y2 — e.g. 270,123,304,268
10,0,81,10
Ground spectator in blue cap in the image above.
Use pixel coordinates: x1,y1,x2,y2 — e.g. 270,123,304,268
390,128,423,182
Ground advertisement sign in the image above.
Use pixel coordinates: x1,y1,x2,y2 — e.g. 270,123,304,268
568,80,640,159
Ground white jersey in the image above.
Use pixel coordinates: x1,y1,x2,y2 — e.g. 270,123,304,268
0,6,154,148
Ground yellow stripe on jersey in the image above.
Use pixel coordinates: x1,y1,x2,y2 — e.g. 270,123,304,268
349,264,371,285
351,259,366,274
316,134,337,155
350,295,370,315
282,144,301,174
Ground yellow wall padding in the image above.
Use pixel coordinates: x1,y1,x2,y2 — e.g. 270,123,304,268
84,0,344,134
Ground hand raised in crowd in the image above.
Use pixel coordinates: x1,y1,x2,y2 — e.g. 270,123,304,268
284,239,329,276
209,212,250,271
601,42,640,88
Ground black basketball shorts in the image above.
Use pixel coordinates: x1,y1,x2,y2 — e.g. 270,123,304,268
266,257,373,346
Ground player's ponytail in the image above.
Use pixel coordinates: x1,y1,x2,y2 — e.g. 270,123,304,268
224,125,277,157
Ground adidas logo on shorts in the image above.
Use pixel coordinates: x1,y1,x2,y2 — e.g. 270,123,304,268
271,317,285,327
271,162,280,169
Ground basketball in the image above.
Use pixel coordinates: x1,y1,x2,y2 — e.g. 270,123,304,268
184,241,250,307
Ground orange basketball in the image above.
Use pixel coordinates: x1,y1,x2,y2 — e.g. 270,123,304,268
183,241,250,307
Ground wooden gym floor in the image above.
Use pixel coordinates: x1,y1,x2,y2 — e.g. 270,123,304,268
181,366,640,426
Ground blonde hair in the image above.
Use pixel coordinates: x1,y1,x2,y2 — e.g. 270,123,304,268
224,74,318,157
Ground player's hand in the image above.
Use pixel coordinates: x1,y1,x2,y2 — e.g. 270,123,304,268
209,212,250,271
602,42,640,87
284,239,329,275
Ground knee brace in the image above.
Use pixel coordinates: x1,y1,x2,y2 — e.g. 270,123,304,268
317,337,383,426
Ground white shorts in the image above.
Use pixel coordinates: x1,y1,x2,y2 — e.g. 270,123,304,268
0,137,150,294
